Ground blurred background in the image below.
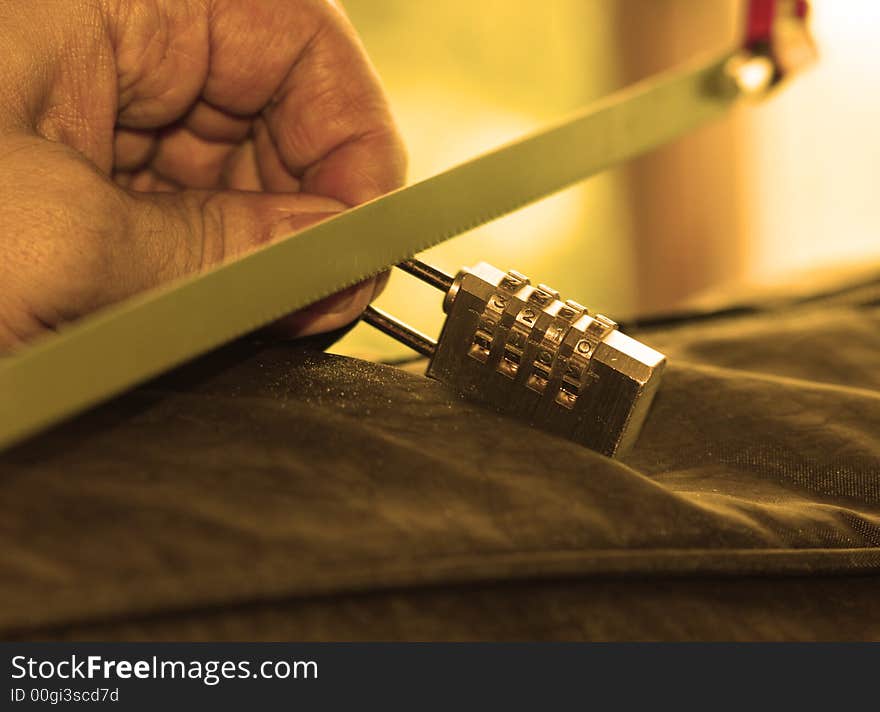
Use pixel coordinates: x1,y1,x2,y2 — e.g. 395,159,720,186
333,0,880,360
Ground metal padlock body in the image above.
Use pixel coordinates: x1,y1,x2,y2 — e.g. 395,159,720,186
427,263,666,457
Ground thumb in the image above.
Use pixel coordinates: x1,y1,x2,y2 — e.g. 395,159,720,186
117,188,379,336
1,143,379,349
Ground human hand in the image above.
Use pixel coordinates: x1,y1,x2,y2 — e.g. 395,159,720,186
0,0,405,350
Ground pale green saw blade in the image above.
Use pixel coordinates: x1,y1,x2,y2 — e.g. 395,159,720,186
0,50,741,451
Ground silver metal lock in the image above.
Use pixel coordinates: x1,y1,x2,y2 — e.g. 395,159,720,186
363,259,666,457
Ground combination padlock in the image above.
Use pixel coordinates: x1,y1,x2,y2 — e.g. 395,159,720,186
363,259,666,457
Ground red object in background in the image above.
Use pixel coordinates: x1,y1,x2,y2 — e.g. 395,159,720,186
745,0,810,47
743,0,815,83
745,0,776,47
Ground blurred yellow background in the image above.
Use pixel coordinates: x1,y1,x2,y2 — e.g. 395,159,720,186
333,0,880,360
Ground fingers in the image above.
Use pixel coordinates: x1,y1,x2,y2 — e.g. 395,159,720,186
258,4,408,205
203,0,408,205
268,280,378,338
111,2,210,130
109,0,406,205
146,127,232,189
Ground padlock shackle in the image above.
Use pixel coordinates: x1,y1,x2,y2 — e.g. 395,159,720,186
362,305,438,358
398,259,455,293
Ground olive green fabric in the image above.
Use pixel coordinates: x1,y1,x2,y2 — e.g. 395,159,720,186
1,273,879,641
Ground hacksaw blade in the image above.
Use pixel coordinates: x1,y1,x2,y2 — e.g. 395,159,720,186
0,50,742,450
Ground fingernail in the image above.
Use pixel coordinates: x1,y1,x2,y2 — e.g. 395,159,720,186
318,280,374,315
271,279,376,338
